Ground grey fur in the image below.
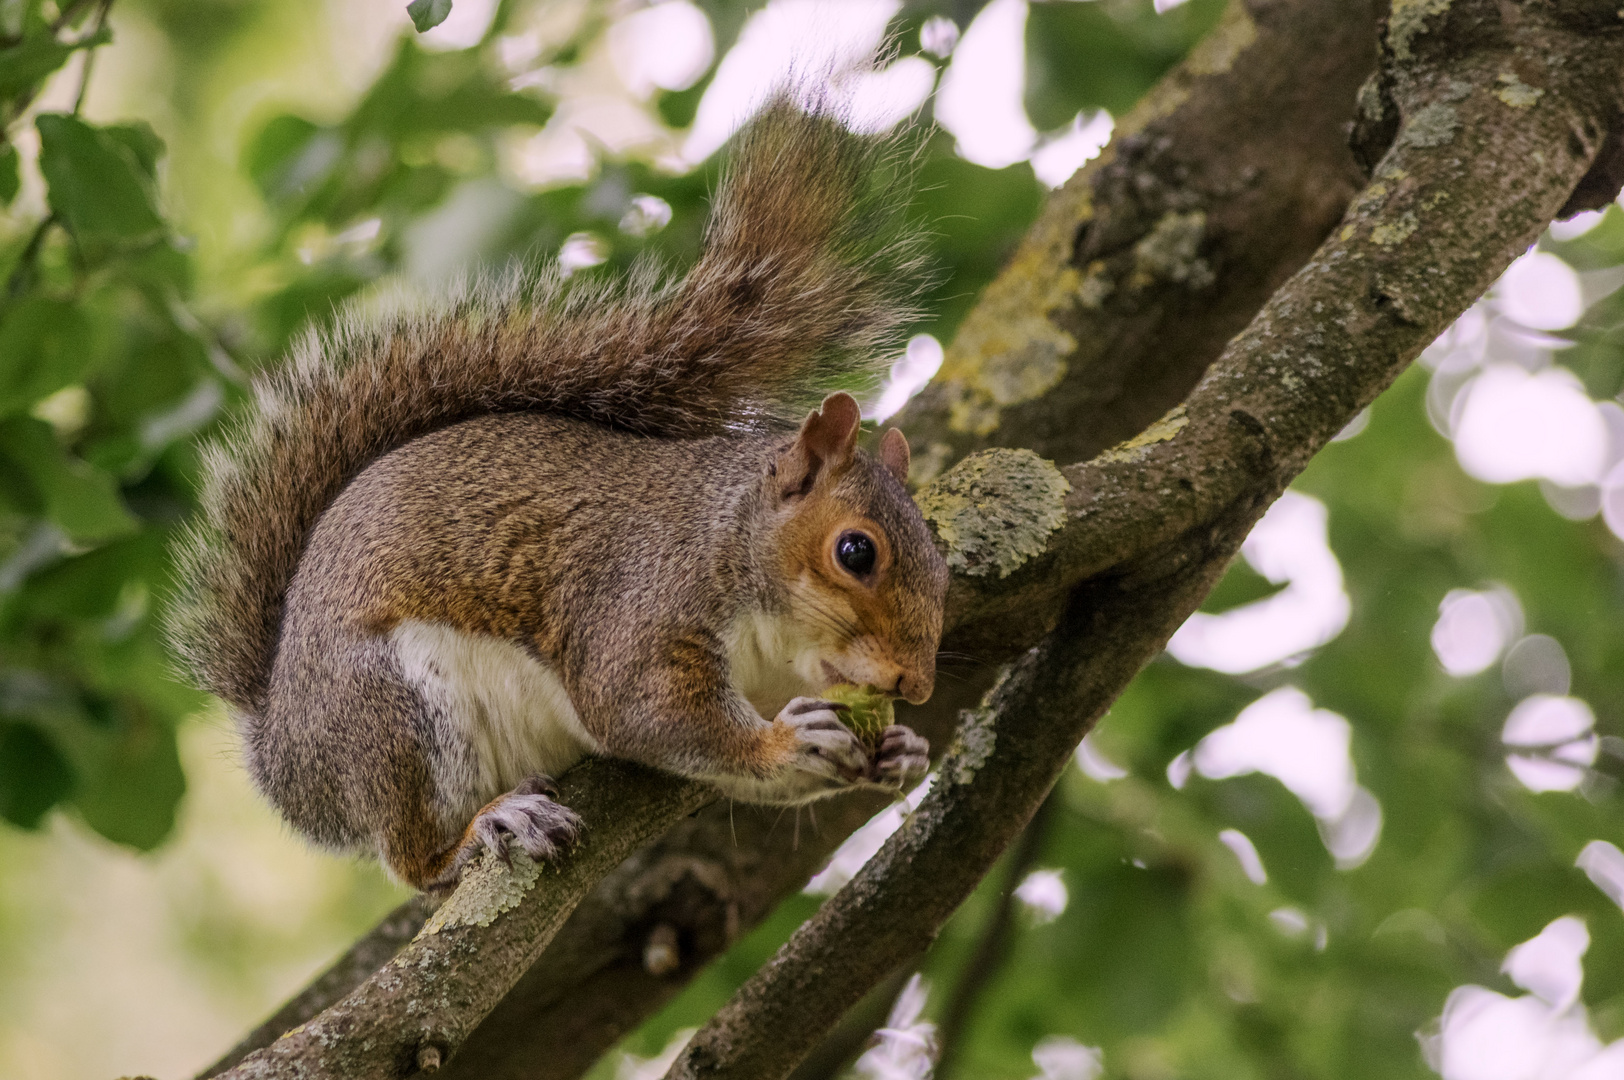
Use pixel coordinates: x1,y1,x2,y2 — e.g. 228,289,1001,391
167,101,929,714
163,97,945,887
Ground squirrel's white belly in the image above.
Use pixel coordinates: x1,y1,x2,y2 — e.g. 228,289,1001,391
725,608,825,719
390,620,600,805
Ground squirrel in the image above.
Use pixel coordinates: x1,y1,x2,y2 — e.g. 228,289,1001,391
165,99,949,890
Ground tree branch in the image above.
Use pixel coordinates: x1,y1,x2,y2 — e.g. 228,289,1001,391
894,0,1375,478
662,5,1624,1077
201,898,438,1077
203,3,1388,1076
71,0,114,115
932,792,1057,1080
785,965,919,1080
213,763,712,1080
439,793,896,1080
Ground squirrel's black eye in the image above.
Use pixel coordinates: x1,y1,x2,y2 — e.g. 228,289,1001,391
835,531,877,576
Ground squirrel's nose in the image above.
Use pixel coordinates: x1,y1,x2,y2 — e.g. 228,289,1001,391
896,667,933,705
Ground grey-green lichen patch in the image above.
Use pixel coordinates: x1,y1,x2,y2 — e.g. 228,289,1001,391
1076,261,1114,310
1356,75,1385,125
1372,211,1419,247
942,270,1080,436
946,384,1003,438
1184,2,1257,76
978,331,1069,406
946,706,998,786
917,448,1071,578
419,850,541,934
1401,103,1460,148
1442,78,1473,103
1096,404,1188,465
936,203,1089,437
1496,73,1544,108
1354,181,1390,215
1389,0,1452,61
1133,211,1215,290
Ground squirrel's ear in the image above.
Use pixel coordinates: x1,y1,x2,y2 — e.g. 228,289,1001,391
776,392,861,498
879,427,910,485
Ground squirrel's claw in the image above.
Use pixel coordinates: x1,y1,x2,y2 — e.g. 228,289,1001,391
455,775,583,876
870,724,929,790
778,696,869,786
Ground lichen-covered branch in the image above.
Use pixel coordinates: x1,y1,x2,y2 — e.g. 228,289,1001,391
202,3,1388,1077
933,0,1624,665
932,793,1058,1080
212,763,711,1080
201,898,438,1077
895,0,1375,476
665,534,1246,1080
439,791,896,1080
663,4,1624,1077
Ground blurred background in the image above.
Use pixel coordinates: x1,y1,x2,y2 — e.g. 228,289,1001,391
2,1,1624,1078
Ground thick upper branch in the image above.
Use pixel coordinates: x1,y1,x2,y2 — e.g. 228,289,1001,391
664,4,1624,1077
896,0,1373,473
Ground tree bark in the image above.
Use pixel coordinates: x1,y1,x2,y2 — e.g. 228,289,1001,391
662,4,1624,1076
201,898,438,1077
896,0,1375,480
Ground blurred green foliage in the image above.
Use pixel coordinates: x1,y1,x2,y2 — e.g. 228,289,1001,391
1,0,210,848
5,1,1624,1078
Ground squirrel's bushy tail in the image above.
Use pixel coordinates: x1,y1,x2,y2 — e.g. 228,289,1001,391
167,99,929,714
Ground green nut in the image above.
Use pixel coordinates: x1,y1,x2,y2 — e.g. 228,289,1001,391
824,683,895,749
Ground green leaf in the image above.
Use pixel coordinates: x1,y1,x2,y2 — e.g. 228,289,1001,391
0,140,18,205
0,25,110,105
0,296,97,417
101,121,166,180
406,0,453,33
0,721,75,828
70,700,185,850
0,417,137,543
14,532,166,622
1024,0,1226,125
1199,555,1286,614
36,112,164,242
243,113,327,201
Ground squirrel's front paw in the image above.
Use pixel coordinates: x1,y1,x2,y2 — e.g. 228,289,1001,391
457,774,582,873
777,696,868,786
870,725,929,789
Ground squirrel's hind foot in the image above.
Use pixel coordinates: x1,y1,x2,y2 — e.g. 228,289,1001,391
453,775,582,876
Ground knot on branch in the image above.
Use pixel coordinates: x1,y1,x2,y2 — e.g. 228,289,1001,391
917,449,1070,579
1560,111,1624,217
611,850,740,974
